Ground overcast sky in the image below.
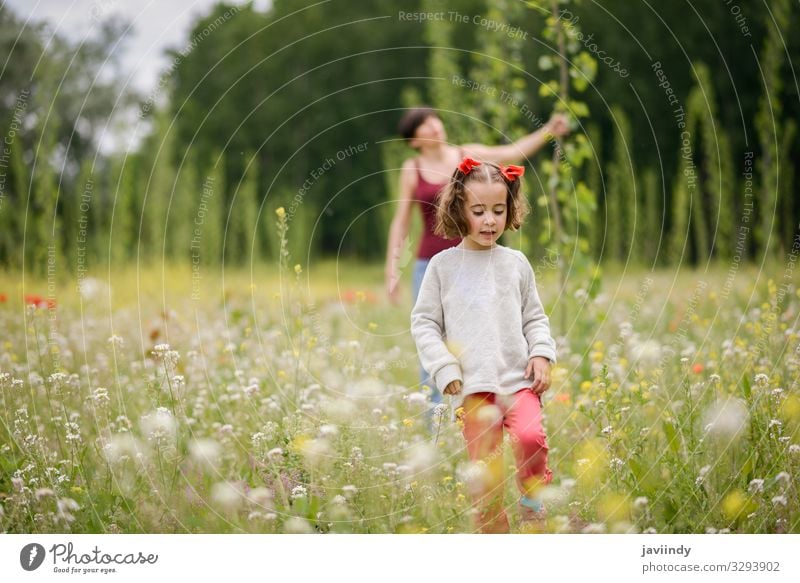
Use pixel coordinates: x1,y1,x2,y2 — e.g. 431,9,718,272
3,0,271,150
4,0,271,94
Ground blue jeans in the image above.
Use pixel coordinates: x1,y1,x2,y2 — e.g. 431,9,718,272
412,259,443,405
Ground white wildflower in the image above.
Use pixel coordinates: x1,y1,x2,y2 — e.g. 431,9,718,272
211,481,243,511
475,404,503,426
406,392,429,406
696,465,711,486
284,516,314,533
251,432,268,448
291,485,308,500
319,424,338,438
754,373,769,387
247,487,274,508
216,424,234,437
702,398,748,441
34,488,54,500
48,372,68,389
460,461,492,497
771,495,787,507
189,438,222,471
91,387,110,407
107,335,124,349
748,479,764,494
140,408,177,442
56,498,80,524
64,422,82,444
103,433,148,464
631,340,662,369
774,472,791,487
301,438,333,469
405,442,438,474
153,344,179,368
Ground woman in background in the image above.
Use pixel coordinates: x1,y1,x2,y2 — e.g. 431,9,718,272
386,106,568,404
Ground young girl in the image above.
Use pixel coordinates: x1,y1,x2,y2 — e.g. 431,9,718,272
411,156,556,533
386,107,569,410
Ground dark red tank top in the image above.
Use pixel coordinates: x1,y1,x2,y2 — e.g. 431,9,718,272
413,151,462,259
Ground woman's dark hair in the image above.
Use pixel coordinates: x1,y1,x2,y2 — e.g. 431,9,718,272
434,160,530,238
397,106,438,143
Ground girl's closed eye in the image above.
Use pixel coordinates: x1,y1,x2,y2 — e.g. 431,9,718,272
472,208,506,217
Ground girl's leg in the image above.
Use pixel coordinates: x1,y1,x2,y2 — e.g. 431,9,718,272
503,389,553,523
461,392,509,533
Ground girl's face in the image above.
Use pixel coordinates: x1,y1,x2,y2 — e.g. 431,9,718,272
462,180,508,250
411,115,447,147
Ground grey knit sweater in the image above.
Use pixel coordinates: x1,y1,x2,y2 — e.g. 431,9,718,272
410,242,557,408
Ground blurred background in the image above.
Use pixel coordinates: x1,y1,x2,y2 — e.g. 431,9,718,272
0,0,798,275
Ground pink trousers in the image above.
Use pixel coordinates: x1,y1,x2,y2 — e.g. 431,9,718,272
460,389,553,533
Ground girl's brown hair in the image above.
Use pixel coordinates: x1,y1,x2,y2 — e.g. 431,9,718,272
434,160,530,239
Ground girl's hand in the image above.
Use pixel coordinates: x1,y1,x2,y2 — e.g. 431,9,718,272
443,380,462,395
524,356,551,395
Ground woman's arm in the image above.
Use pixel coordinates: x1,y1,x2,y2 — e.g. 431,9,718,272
461,113,570,164
385,159,417,305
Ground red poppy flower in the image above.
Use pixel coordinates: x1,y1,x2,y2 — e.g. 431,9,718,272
24,294,46,307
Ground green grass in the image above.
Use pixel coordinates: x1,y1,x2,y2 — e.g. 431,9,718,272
0,257,798,533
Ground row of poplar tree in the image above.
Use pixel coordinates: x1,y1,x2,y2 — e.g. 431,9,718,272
0,0,797,279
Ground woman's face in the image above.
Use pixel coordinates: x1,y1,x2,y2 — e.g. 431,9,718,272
411,115,447,147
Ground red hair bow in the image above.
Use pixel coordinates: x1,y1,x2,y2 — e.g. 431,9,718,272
458,156,481,174
500,164,524,181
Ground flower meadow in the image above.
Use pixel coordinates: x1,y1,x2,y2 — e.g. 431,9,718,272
1,224,798,535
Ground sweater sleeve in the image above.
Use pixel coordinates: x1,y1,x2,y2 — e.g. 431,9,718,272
410,259,462,391
520,255,557,363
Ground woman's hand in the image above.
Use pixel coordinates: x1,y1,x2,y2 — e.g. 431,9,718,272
443,380,462,395
545,113,570,138
524,356,552,395
386,271,402,305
